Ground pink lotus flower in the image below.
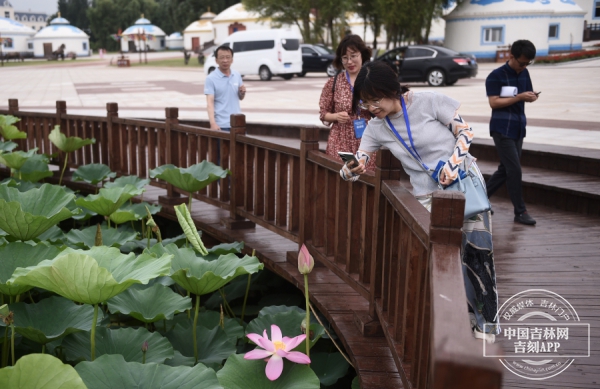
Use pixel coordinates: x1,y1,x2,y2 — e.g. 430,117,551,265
297,244,314,275
244,324,311,381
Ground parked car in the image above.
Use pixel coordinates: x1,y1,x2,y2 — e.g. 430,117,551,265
204,29,302,81
298,44,337,77
375,45,478,86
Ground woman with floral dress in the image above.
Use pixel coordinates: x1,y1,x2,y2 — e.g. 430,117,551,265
319,35,376,171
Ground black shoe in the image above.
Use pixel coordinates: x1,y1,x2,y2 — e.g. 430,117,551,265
490,209,494,215
514,212,536,225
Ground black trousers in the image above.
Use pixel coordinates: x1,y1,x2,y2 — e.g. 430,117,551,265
486,132,527,215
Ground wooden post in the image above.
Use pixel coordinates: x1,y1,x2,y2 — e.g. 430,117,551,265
298,126,320,246
221,114,255,229
368,148,402,318
428,191,503,389
158,107,187,206
8,99,18,114
106,102,119,174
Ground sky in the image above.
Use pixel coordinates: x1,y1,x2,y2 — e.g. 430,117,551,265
9,0,58,15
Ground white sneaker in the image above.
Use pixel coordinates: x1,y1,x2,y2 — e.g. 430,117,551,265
473,326,495,343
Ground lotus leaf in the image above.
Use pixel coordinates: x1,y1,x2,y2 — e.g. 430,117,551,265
72,163,116,185
8,246,173,305
174,203,208,255
59,327,174,363
205,272,264,310
126,201,161,216
71,205,97,221
104,175,150,190
309,352,350,386
352,376,361,388
207,241,244,256
246,310,324,350
75,185,144,217
65,224,137,248
165,323,236,365
2,296,101,344
35,225,66,244
0,115,26,140
0,178,40,192
0,141,17,153
0,148,38,170
164,350,195,367
149,161,229,193
152,244,263,296
0,242,62,296
107,283,192,323
19,154,53,182
166,310,244,340
217,354,320,389
48,126,95,153
0,183,79,241
108,209,139,225
0,353,86,389
75,354,222,389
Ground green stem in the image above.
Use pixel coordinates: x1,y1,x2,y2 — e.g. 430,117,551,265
10,324,15,366
41,344,46,354
240,273,252,323
59,152,69,186
219,289,235,318
142,351,146,364
192,295,200,365
91,304,99,361
1,326,8,368
304,273,310,359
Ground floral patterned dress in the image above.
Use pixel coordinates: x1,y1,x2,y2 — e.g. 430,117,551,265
319,73,377,171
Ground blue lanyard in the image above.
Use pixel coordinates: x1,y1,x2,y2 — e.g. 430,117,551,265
345,71,353,93
385,96,429,171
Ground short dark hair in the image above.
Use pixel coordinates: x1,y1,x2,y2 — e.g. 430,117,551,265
214,45,233,58
352,61,410,112
511,40,536,60
332,34,372,70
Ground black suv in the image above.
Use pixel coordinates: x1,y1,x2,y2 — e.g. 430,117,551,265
299,44,337,77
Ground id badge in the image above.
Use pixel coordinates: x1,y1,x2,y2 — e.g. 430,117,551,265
353,119,366,139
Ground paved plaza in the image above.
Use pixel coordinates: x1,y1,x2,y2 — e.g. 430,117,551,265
1,52,600,149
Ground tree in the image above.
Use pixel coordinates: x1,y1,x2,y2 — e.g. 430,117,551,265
242,0,314,43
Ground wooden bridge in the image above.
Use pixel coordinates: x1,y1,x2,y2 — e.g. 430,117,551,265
1,99,599,389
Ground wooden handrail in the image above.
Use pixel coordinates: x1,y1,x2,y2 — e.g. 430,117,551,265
0,99,503,388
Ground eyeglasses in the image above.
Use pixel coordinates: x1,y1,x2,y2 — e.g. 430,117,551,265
358,100,381,110
341,53,361,64
516,58,534,67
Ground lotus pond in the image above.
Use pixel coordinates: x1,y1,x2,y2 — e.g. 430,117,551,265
0,116,359,388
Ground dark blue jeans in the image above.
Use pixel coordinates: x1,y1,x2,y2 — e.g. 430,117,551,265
486,132,527,215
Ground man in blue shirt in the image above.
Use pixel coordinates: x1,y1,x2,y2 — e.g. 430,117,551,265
485,40,539,225
205,45,246,132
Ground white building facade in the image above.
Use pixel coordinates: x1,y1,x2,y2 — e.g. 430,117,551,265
183,11,215,52
0,16,35,53
1,1,49,32
444,0,586,59
166,32,184,49
32,16,89,57
121,17,166,52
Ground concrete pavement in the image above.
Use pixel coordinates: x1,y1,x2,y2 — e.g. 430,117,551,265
1,54,599,149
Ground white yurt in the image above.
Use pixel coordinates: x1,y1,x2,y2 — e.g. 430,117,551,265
32,15,90,57
121,16,166,52
0,16,35,55
444,0,586,60
183,11,215,52
211,3,302,45
166,32,184,49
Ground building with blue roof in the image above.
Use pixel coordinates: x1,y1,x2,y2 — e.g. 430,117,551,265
0,15,35,54
121,16,166,52
444,0,587,59
32,15,90,57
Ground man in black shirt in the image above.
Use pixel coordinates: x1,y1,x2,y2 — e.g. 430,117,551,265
485,40,539,225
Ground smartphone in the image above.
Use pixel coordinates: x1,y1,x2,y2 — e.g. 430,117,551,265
338,152,359,166
534,91,542,96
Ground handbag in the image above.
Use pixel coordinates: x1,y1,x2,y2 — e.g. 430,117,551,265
383,96,491,220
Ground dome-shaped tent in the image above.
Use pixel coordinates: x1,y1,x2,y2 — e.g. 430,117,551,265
0,16,35,55
121,17,166,52
444,0,586,59
166,32,184,49
183,11,215,52
32,15,90,57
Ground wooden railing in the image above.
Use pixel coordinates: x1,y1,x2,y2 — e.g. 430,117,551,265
1,99,502,388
